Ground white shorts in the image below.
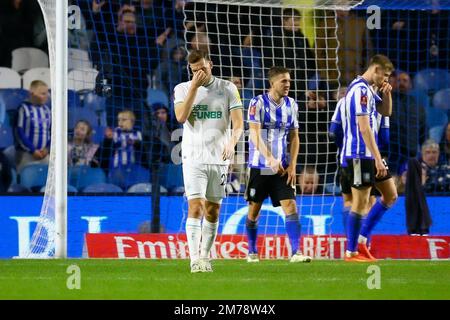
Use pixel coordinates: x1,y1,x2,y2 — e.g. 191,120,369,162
182,163,229,203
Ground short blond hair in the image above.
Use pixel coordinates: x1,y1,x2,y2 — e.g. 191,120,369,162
118,109,136,122
369,54,394,73
30,80,48,90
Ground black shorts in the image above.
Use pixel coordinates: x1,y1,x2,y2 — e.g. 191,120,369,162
340,159,391,194
342,158,376,189
245,168,296,207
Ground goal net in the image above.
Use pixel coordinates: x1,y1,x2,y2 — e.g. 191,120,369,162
24,0,450,259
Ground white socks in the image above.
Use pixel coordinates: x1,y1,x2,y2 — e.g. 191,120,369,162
186,218,202,265
200,219,219,259
186,218,219,264
358,235,368,245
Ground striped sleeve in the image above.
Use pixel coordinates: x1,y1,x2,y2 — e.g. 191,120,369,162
353,85,369,116
247,96,262,124
291,100,299,129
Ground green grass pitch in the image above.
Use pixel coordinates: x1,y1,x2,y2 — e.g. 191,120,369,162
0,259,449,300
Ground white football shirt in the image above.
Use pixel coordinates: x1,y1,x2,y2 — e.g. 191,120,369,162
174,77,243,165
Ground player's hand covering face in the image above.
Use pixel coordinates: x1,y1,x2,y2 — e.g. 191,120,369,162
190,59,212,88
270,72,291,97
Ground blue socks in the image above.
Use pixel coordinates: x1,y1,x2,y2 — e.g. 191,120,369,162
246,218,258,254
360,200,389,239
342,206,351,230
346,212,363,252
285,213,301,255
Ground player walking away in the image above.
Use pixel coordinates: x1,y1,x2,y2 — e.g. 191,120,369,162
174,50,244,273
245,66,311,263
330,92,397,261
340,54,395,262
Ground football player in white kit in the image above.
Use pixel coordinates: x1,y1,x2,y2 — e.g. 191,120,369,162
174,50,244,273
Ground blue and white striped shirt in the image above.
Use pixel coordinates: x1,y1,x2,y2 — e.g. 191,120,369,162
247,93,299,169
112,127,143,168
16,101,51,152
341,77,382,165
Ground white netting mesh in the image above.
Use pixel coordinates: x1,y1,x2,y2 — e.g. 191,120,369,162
25,0,57,258
179,1,355,257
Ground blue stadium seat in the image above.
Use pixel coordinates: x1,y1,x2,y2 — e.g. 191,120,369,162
433,89,450,111
7,183,31,193
68,107,99,129
39,184,78,193
91,126,107,144
159,164,183,190
82,91,106,111
67,90,81,108
147,88,169,107
109,165,150,189
127,183,168,193
68,166,106,190
0,89,29,111
429,126,444,144
414,69,450,94
0,127,14,149
83,183,123,193
426,106,448,141
19,164,49,190
408,89,430,109
0,98,5,127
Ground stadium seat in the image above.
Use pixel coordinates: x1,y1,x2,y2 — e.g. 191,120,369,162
109,165,151,189
408,89,430,109
91,126,107,144
2,145,16,167
0,98,5,127
0,67,22,89
19,164,49,191
147,88,169,107
22,68,51,89
159,164,184,190
68,107,100,129
426,105,448,129
429,126,444,144
68,166,107,190
11,47,49,73
0,89,29,111
39,185,78,193
68,68,99,92
0,127,14,149
68,48,93,71
7,183,31,193
83,183,123,193
433,89,450,111
127,183,168,193
413,68,450,94
82,91,106,111
68,90,82,109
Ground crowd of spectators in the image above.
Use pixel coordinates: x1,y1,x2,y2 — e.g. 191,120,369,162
0,1,449,195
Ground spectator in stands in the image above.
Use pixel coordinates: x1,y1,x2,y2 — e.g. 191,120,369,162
315,9,373,87
68,120,99,167
297,166,322,195
92,4,152,107
15,80,51,172
235,32,264,91
101,110,144,171
389,71,427,173
68,0,90,50
298,88,335,174
150,103,177,164
439,122,450,164
152,45,188,93
263,8,316,101
420,139,450,194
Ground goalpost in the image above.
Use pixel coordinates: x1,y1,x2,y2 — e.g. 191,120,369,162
25,0,448,259
26,0,67,258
